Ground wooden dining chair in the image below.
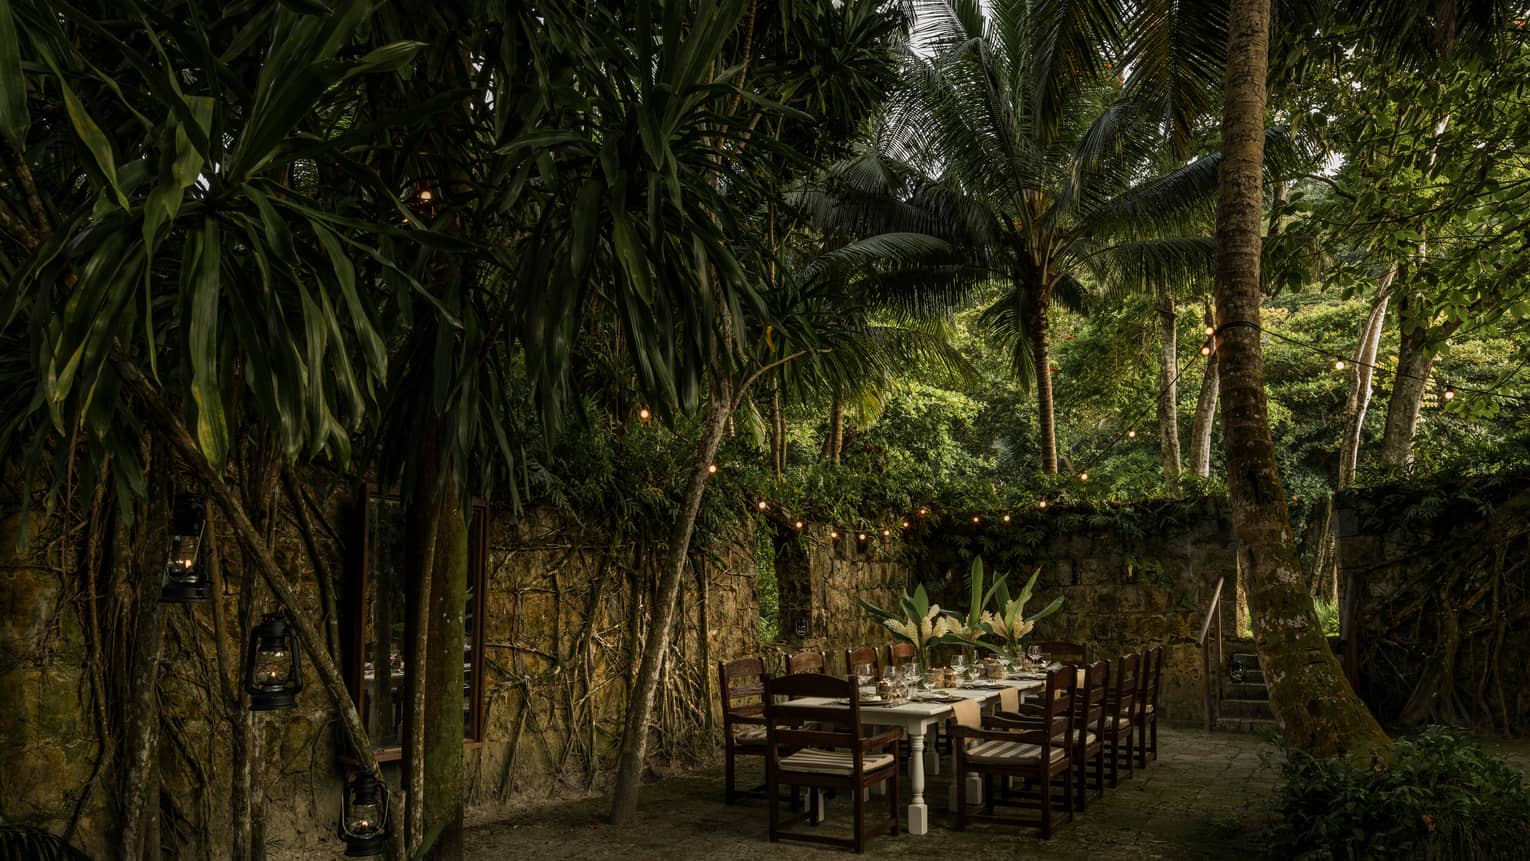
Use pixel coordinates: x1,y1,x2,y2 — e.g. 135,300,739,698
1103,652,1140,787
718,657,771,803
786,650,827,675
763,673,901,853
1136,645,1164,767
1072,660,1110,810
953,667,1077,838
1028,640,1087,666
843,646,881,679
886,642,917,669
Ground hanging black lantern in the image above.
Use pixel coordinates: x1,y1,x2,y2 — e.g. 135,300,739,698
245,612,302,710
340,771,390,856
160,493,210,603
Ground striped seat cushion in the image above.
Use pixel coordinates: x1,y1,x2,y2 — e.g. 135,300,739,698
778,749,895,776
966,740,1067,766
733,726,768,745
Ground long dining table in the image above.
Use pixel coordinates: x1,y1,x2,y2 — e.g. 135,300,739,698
789,675,1045,836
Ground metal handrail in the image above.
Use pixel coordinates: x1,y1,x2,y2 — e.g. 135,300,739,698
1197,576,1226,646
1198,575,1227,731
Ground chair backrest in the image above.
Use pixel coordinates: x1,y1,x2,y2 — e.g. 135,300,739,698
1078,659,1110,743
887,641,917,667
718,657,770,730
786,649,827,674
1138,645,1164,717
763,672,867,751
1030,640,1087,666
1109,652,1141,721
843,646,881,678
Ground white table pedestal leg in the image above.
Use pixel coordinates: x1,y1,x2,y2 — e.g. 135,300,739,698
906,727,929,835
948,772,984,811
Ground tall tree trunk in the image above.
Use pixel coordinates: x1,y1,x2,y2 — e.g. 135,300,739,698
1379,294,1460,468
1213,0,1392,760
771,379,785,479
1338,267,1396,487
1190,350,1220,477
119,490,165,861
1028,285,1059,475
424,481,467,859
608,372,733,825
1156,286,1182,489
823,399,844,465
404,433,443,856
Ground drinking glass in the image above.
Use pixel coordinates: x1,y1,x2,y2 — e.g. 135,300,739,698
853,662,874,697
951,653,966,678
998,655,1013,678
1026,644,1041,666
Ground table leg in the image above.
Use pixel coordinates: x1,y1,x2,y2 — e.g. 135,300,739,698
907,726,930,835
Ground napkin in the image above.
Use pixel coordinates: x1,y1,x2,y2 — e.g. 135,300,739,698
998,686,1020,712
950,697,982,729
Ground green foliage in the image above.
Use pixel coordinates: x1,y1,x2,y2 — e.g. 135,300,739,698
755,525,780,643
1312,598,1341,638
1266,726,1530,860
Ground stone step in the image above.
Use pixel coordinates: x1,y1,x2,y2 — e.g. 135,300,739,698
1224,681,1269,700
1214,716,1280,735
1220,697,1274,719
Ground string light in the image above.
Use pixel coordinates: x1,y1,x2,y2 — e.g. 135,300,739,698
1127,428,1136,438
707,464,717,474
857,533,867,542
881,528,891,538
1079,471,1089,482
638,407,651,420
1204,325,1215,336
418,189,433,203
917,507,928,517
971,515,980,524
793,520,804,529
1200,344,1212,356
900,520,910,528
1038,499,1048,509
1002,513,1011,523
1334,359,1346,371
1444,386,1456,401
830,530,839,539
756,500,767,511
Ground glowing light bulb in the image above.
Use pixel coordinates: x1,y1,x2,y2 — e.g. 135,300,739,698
638,407,651,420
830,530,839,539
757,501,767,511
1002,514,1011,523
1334,359,1346,371
418,189,433,203
917,508,927,517
881,529,891,538
1079,472,1089,482
1127,428,1137,438
900,520,909,528
1201,345,1212,356
1038,499,1048,509
972,515,980,524
793,520,804,529
1444,387,1456,401
707,464,717,474
857,533,867,541
1204,325,1215,336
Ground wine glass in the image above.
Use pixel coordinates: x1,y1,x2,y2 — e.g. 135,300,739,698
1026,643,1042,667
853,662,874,698
951,653,966,684
998,654,1013,678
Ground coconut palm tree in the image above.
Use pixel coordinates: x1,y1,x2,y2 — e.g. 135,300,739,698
890,0,1230,475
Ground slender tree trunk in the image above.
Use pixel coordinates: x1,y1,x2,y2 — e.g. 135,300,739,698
404,435,443,856
1028,284,1059,474
119,500,165,861
1190,350,1220,477
608,371,733,825
1338,267,1396,486
771,379,785,479
1212,0,1392,760
1379,295,1460,468
823,399,844,465
424,481,467,859
1156,286,1182,489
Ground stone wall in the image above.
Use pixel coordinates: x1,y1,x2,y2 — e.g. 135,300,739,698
771,527,916,674
1336,473,1530,733
916,497,1238,721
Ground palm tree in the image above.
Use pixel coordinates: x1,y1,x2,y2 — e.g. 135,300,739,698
890,0,1226,474
1211,0,1392,759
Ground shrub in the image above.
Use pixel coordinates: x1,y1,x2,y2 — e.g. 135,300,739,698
1267,726,1530,860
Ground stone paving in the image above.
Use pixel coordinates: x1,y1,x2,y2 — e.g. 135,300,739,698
463,726,1282,859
